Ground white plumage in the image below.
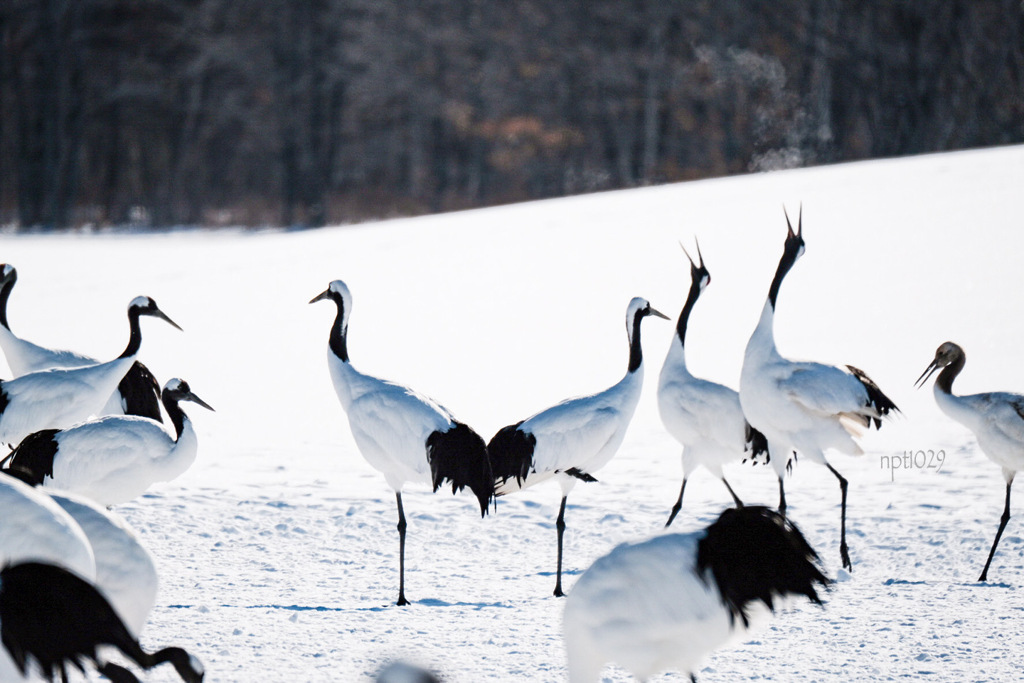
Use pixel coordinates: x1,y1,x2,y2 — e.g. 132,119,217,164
311,280,493,606
657,242,766,527
45,490,159,636
488,297,668,596
916,341,1024,581
739,209,898,570
0,266,166,421
563,506,829,682
0,295,180,447
0,473,96,580
3,378,212,506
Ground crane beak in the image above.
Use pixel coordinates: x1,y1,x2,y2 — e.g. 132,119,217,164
914,360,939,389
309,289,331,304
187,392,215,412
155,309,183,332
649,307,670,321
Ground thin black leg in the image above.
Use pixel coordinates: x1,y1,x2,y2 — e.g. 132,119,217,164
826,463,851,571
554,495,568,597
722,477,743,508
665,478,688,527
396,492,409,606
979,482,1013,582
777,476,787,517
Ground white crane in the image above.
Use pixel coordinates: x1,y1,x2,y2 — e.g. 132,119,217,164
0,561,204,683
563,505,830,682
3,378,213,507
739,208,898,570
916,341,1024,581
0,295,180,448
657,241,767,527
43,489,159,637
0,265,164,422
310,280,494,606
488,297,668,596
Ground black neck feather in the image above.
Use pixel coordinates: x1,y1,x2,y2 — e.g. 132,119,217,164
767,244,800,309
674,279,703,349
628,310,645,373
0,273,14,330
119,308,144,359
936,353,965,395
161,394,188,439
328,292,349,363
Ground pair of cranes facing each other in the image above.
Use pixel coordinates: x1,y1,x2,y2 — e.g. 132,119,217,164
311,280,669,603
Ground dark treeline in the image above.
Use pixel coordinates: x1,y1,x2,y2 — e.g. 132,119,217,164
2,0,1022,229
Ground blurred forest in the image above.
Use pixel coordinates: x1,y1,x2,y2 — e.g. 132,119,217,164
2,0,1022,229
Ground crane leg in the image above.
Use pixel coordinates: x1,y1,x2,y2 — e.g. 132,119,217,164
665,478,688,527
396,492,410,606
826,464,851,571
554,496,568,597
979,482,1013,582
722,477,743,508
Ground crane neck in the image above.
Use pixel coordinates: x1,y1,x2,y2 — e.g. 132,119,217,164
627,311,647,374
0,274,13,331
673,278,703,351
935,354,966,395
119,308,144,359
328,295,349,363
767,243,800,310
162,394,190,439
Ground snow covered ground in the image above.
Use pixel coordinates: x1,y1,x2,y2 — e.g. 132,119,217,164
4,144,1024,681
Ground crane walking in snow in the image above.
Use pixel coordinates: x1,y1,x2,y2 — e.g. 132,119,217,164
657,240,767,526
311,280,494,606
739,208,898,570
563,505,830,682
488,297,668,596
916,341,1024,582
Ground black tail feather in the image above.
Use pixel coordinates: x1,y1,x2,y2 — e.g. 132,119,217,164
118,361,163,422
744,422,769,461
696,506,830,628
846,365,899,428
426,422,494,516
487,421,535,488
2,429,60,486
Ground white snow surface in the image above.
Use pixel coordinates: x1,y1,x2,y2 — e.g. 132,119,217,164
4,145,1024,681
